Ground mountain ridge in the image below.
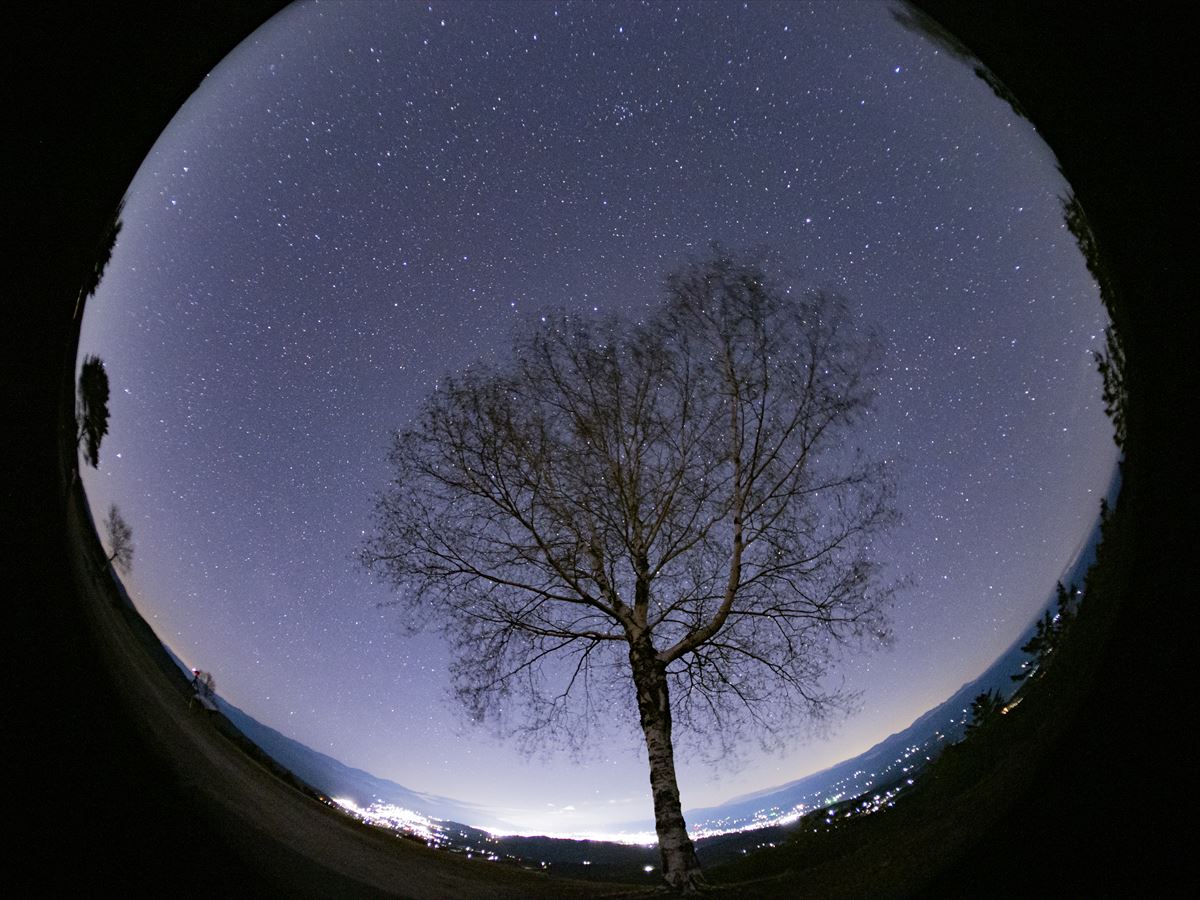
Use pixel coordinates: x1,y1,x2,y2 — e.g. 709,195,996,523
135,486,1111,839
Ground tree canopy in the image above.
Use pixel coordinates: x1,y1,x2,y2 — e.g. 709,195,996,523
77,354,111,469
1011,581,1080,683
362,251,897,890
965,688,1006,736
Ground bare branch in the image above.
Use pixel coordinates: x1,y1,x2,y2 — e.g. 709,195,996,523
361,248,897,763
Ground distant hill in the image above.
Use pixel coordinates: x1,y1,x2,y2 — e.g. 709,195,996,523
142,492,1110,845
216,698,505,827
158,641,506,830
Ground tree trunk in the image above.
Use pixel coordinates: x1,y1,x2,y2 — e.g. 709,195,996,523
629,638,705,893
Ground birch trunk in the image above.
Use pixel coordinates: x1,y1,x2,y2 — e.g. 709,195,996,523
629,638,705,892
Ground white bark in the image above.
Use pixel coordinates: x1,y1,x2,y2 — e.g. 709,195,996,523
630,637,705,891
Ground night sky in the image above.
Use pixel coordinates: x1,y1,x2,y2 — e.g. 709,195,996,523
78,0,1118,835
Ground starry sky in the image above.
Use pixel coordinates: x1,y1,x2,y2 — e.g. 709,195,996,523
78,0,1119,834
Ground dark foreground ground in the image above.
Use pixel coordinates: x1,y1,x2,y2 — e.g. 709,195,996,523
58,475,643,899
10,4,1190,896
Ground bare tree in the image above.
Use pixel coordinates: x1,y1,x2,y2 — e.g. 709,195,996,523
102,503,134,575
361,251,897,892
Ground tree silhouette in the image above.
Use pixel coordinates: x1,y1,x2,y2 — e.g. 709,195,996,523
78,206,123,304
102,503,134,575
1011,610,1055,683
965,688,1006,735
361,251,897,891
1053,580,1079,632
1012,581,1080,682
77,355,111,468
1062,193,1126,449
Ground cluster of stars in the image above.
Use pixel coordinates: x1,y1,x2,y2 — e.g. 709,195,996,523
78,1,1117,829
